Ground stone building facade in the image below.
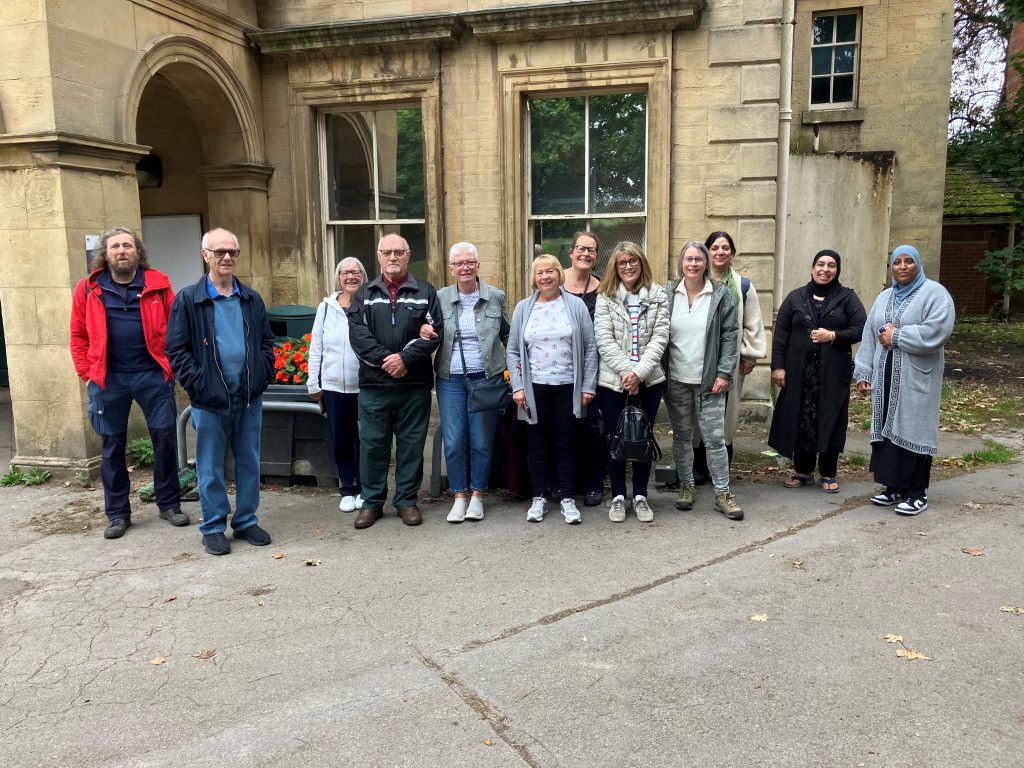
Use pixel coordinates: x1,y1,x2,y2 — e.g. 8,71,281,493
0,0,953,469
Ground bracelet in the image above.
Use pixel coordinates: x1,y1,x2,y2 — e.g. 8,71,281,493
830,330,836,343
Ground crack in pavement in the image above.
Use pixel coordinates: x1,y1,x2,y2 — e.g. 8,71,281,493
451,494,869,655
419,653,543,768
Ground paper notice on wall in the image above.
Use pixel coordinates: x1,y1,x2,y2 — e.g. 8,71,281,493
85,235,100,274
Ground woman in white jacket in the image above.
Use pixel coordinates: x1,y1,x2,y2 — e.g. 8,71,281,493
308,257,366,512
594,242,669,523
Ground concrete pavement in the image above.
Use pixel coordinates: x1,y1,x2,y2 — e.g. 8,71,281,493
2,439,1023,767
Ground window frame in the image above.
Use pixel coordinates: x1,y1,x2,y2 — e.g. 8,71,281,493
809,9,862,110
499,60,670,301
526,90,650,274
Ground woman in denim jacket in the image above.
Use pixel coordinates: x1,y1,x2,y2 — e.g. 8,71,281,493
433,242,510,522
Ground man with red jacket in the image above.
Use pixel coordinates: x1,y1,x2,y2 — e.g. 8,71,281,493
70,227,187,539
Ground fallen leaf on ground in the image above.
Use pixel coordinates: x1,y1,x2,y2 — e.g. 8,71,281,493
314,528,323,536
164,596,177,603
896,648,930,661
258,600,265,606
150,657,167,665
790,560,805,570
271,553,285,560
484,739,494,746
961,547,985,556
999,606,1024,615
750,614,768,622
964,501,983,509
884,634,903,643
916,532,928,536
194,649,217,660
305,559,321,566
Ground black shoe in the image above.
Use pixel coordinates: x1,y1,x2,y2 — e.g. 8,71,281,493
203,532,231,555
159,508,190,527
104,518,130,539
233,524,272,546
583,489,604,507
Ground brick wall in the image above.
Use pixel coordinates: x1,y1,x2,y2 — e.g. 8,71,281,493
940,223,1013,315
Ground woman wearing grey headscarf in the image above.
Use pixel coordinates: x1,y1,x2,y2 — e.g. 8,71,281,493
854,245,955,516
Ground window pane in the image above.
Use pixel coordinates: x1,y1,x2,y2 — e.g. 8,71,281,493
326,113,375,220
833,75,854,103
394,108,424,219
810,77,831,104
530,217,645,274
589,93,646,214
531,97,585,215
836,14,858,43
811,47,833,76
834,45,856,74
331,224,377,280
812,15,834,45
374,110,424,221
381,223,428,281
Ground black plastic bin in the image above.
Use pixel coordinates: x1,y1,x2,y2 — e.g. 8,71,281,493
267,304,316,340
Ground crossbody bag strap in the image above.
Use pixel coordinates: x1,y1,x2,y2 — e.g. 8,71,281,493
453,302,471,377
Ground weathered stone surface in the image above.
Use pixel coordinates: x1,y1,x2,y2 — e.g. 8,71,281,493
707,24,781,65
707,104,779,143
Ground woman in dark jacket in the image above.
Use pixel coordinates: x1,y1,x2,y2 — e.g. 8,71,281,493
768,249,866,492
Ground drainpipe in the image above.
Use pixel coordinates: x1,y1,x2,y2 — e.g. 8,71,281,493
774,0,796,313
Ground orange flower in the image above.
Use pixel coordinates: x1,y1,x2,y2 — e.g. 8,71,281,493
302,333,312,342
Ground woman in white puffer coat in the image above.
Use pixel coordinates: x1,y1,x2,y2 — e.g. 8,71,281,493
593,242,669,523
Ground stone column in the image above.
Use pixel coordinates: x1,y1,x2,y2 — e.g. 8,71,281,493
199,164,274,302
0,132,149,470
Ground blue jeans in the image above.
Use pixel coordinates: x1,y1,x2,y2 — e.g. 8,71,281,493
87,368,179,520
436,373,499,493
192,395,263,535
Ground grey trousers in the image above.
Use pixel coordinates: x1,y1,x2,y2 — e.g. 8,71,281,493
664,380,730,493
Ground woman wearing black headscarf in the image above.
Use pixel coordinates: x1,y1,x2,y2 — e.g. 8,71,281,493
768,250,866,492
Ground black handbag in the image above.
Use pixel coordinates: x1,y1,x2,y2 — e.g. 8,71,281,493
608,394,661,462
454,309,512,413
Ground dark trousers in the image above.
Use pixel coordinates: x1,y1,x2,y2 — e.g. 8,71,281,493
527,383,577,499
575,396,604,493
88,369,179,520
794,447,839,478
323,390,361,496
358,386,431,510
598,382,664,498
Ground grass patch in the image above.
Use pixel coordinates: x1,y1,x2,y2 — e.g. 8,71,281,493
963,441,1015,467
127,438,155,467
1,465,52,487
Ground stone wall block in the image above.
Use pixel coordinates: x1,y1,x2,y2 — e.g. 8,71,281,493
0,20,51,79
0,286,40,343
706,180,776,217
738,142,777,179
741,63,780,103
736,221,776,255
707,104,778,142
743,0,782,24
25,171,64,229
707,25,781,65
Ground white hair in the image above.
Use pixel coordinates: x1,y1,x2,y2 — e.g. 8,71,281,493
201,228,240,250
448,241,480,264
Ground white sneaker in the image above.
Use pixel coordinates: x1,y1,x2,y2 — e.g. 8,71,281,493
527,497,546,522
355,494,364,510
608,495,626,523
447,497,468,523
465,496,484,520
633,495,654,523
339,495,357,512
560,498,581,524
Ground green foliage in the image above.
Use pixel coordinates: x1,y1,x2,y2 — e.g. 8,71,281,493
1,466,51,486
394,108,424,219
963,440,1015,465
1,466,26,486
127,438,155,467
73,471,92,488
23,467,51,486
977,243,1024,300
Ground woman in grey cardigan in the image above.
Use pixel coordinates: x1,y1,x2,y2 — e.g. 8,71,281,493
855,245,955,516
507,254,598,524
663,241,742,520
594,242,669,523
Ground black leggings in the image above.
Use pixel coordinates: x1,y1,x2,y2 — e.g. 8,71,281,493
526,383,577,498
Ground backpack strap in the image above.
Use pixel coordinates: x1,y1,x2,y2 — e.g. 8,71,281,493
741,276,750,303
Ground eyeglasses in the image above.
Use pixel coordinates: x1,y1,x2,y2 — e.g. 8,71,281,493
451,260,478,270
205,248,240,259
681,256,704,264
616,258,640,269
339,270,363,277
378,249,409,258
573,245,598,255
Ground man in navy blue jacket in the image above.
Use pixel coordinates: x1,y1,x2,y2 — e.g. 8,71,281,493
166,228,275,556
